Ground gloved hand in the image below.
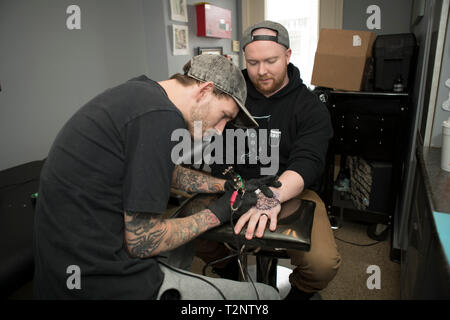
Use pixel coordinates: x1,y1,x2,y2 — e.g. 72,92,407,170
245,175,282,198
225,175,282,197
207,189,258,224
207,189,234,224
221,175,282,222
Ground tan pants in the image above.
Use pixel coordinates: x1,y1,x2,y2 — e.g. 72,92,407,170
195,190,342,293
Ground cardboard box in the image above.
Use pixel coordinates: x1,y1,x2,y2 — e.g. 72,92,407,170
311,29,377,91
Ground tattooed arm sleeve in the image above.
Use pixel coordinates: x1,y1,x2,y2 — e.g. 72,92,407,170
124,209,220,258
171,165,226,194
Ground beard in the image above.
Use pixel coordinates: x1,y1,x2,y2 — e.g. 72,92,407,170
252,65,288,96
188,104,210,141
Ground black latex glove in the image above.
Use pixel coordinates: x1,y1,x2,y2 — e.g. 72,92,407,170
221,175,281,220
225,175,282,197
231,190,257,220
207,189,234,224
207,189,258,224
245,175,282,198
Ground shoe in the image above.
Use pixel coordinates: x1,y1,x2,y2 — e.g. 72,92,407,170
284,286,315,300
160,288,181,300
212,258,239,280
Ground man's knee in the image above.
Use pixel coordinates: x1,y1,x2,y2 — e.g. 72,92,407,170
297,189,341,281
288,249,341,291
306,250,341,283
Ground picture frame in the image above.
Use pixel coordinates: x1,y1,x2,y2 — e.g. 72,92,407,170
228,53,240,68
197,47,223,56
173,24,189,55
170,0,188,22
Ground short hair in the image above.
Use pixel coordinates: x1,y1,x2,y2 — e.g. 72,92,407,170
170,60,228,98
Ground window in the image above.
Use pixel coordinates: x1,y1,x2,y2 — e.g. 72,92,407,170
265,0,319,88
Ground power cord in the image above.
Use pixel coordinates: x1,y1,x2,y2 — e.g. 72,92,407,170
202,252,239,276
203,166,261,299
333,227,382,247
226,167,260,300
230,211,260,300
198,166,262,300
334,235,381,247
159,181,261,300
158,259,228,300
201,212,262,301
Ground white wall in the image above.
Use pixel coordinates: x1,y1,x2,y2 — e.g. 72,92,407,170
0,0,240,171
165,0,240,77
0,0,149,171
343,0,413,34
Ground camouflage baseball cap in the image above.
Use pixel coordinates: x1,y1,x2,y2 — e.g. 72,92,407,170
241,20,290,50
186,54,258,128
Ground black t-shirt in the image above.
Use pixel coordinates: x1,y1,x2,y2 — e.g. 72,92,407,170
33,75,186,299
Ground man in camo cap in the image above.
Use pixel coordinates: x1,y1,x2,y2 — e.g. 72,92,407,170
33,54,280,300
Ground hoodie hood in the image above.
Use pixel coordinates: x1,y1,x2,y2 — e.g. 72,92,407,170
242,63,304,100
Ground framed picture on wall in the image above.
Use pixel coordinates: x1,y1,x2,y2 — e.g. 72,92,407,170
170,0,188,22
173,24,189,55
197,47,223,55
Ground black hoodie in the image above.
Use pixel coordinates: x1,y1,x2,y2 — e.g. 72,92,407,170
212,63,333,191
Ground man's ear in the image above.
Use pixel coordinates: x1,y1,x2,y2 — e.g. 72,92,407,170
199,81,214,95
285,48,292,65
196,81,214,101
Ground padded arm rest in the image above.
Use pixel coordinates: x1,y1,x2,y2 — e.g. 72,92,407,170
171,194,315,251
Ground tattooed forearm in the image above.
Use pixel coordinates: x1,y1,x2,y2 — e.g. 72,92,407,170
164,210,220,250
124,212,168,258
255,191,281,211
125,212,162,235
172,165,225,194
124,209,220,258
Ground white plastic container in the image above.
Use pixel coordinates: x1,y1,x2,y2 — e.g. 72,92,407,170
442,117,450,172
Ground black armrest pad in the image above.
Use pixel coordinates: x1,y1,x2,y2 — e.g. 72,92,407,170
172,194,315,251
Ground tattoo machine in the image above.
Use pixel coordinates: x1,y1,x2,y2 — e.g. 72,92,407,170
222,166,245,211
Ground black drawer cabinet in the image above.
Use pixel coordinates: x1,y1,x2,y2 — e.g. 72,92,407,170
323,91,410,225
329,93,409,162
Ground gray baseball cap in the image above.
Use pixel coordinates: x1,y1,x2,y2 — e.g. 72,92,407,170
186,54,258,128
241,20,290,50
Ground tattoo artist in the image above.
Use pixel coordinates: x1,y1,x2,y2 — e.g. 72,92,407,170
33,55,280,300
